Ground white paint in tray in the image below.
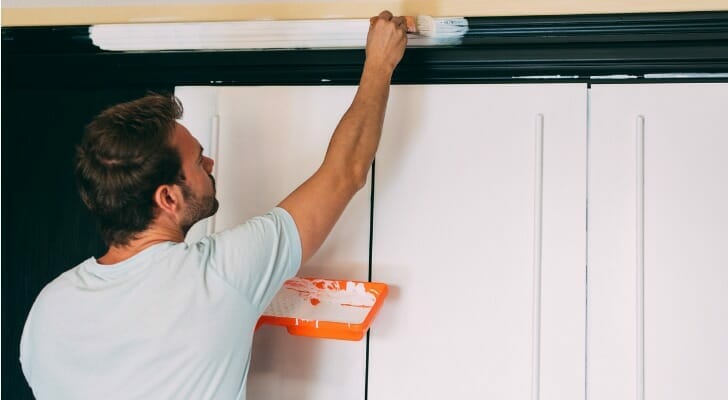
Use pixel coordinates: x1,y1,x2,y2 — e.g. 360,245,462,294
263,278,377,324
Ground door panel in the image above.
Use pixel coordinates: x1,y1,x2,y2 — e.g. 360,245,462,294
588,83,728,400
369,84,587,400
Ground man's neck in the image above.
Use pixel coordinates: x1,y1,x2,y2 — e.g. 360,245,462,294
97,224,184,265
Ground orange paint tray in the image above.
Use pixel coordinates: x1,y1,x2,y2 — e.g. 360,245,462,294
257,277,388,341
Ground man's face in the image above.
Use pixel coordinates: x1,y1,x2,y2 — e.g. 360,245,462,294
171,123,219,233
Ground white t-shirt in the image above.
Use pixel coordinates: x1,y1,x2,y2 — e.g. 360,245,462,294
20,207,302,400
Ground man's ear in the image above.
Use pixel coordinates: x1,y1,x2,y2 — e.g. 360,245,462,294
153,184,183,215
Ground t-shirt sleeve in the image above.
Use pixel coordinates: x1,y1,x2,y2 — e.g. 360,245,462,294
204,207,302,313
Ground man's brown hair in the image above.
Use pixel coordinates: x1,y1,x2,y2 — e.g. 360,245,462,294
75,93,184,246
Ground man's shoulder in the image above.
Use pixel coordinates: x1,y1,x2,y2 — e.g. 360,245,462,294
32,260,90,309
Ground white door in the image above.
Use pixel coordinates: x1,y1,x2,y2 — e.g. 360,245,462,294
588,83,728,400
369,84,587,400
176,86,372,400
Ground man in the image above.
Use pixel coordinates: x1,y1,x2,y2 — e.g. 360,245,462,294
20,10,407,399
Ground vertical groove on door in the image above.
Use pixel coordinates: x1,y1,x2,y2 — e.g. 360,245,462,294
635,115,646,400
208,114,221,235
585,87,591,400
531,113,545,400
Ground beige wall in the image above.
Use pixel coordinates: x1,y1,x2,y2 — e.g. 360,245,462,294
3,0,728,26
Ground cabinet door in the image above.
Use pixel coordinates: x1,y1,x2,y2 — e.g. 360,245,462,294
369,84,587,400
588,83,728,400
176,86,372,400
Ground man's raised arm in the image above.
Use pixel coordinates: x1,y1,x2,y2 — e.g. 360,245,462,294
278,10,408,264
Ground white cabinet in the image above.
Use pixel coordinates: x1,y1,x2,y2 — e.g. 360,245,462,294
369,84,586,400
175,82,728,400
588,83,728,400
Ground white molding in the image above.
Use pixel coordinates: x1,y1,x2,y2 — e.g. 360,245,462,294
89,18,466,51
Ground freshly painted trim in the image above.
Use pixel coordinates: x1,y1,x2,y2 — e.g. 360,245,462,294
88,18,468,51
4,0,728,27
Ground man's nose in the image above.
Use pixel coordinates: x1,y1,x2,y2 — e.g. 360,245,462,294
203,156,214,172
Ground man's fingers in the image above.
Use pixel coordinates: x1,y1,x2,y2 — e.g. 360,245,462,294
371,10,393,27
391,16,408,32
371,12,408,33
378,10,393,20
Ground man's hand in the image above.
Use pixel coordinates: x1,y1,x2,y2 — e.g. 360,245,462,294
366,10,408,74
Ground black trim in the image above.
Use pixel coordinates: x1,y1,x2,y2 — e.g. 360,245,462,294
3,12,728,88
462,12,728,44
364,161,376,400
368,159,375,283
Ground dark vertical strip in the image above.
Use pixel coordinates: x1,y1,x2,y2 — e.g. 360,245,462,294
368,159,376,283
1,88,171,399
365,325,371,400
364,158,376,400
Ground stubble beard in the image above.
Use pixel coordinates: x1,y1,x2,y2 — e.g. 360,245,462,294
179,178,219,235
